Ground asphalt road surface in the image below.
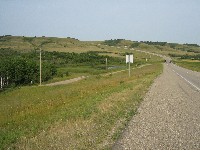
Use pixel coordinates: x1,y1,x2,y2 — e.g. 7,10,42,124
169,63,200,91
113,62,200,149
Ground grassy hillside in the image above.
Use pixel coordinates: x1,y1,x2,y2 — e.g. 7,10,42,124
0,63,162,149
1,36,199,55
0,36,102,53
102,39,200,55
1,36,199,58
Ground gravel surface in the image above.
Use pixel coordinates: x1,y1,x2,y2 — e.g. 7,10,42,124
113,63,200,150
45,76,86,86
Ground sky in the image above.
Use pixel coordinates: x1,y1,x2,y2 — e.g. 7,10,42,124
0,0,200,44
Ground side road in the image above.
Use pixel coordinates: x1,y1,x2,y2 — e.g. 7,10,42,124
113,63,200,149
45,64,151,86
45,76,86,86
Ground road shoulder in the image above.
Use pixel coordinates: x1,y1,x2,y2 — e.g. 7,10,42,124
113,63,200,149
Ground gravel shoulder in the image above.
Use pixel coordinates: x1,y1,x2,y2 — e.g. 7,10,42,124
113,63,200,149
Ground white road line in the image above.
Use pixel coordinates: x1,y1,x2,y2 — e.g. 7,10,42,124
134,49,200,91
173,70,200,91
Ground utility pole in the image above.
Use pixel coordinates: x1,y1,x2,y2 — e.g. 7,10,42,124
106,58,108,70
0,77,2,89
129,55,131,77
40,48,42,86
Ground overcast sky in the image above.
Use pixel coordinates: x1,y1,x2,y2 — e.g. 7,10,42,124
0,0,200,44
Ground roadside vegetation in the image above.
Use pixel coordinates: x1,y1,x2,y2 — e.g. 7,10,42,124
0,63,163,149
1,36,199,149
0,48,124,89
174,60,200,72
168,53,200,72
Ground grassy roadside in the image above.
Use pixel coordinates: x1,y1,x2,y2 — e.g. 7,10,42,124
174,59,200,72
0,63,163,149
39,50,162,85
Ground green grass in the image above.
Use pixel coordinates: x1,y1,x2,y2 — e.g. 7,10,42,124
174,59,200,72
43,65,126,84
44,66,98,83
0,63,163,149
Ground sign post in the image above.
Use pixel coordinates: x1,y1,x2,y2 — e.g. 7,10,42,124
40,48,42,86
126,54,133,77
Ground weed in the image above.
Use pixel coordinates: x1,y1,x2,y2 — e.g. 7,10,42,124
96,75,102,79
120,80,124,84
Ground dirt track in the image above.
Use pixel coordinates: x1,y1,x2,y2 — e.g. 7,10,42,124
45,64,151,86
113,63,200,149
45,76,86,86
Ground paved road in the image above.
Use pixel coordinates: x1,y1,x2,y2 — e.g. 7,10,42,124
113,62,200,149
169,63,200,91
135,49,199,91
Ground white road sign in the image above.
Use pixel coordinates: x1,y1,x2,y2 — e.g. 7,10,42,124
130,55,133,63
126,55,133,63
126,55,129,63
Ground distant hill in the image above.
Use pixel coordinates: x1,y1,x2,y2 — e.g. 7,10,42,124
0,36,200,56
